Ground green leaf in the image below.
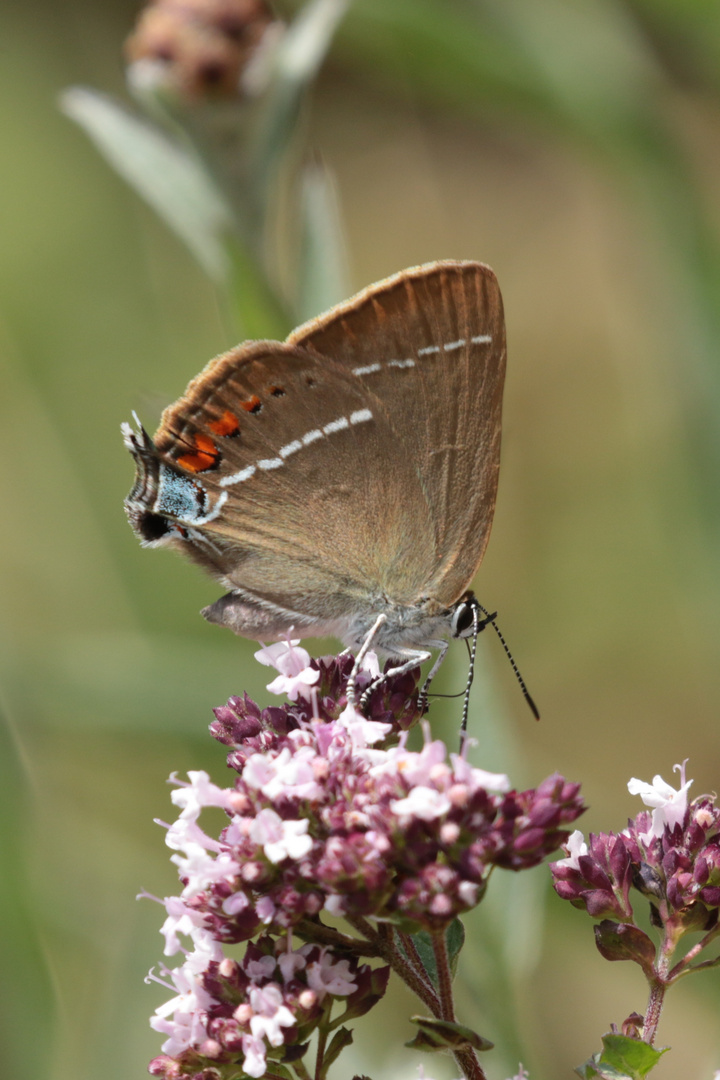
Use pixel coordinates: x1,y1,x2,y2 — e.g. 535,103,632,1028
400,919,465,989
445,917,466,976
61,88,232,279
322,1027,354,1072
262,1061,295,1079
405,1016,493,1054
575,1033,668,1079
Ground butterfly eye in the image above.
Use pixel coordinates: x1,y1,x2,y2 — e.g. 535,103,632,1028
451,601,476,639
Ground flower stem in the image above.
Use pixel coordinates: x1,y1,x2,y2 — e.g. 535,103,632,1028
642,977,667,1045
431,930,455,1022
346,918,441,1014
398,930,433,985
453,1046,488,1080
667,919,720,980
314,1022,328,1080
643,926,674,1045
296,917,383,957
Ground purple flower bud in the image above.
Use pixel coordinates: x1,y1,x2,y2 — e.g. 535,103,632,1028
550,831,633,920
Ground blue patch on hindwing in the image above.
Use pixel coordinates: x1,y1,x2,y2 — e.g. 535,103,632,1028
155,464,207,522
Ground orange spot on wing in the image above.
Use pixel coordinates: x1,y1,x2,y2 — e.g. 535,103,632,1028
177,432,220,472
209,409,240,436
240,395,262,413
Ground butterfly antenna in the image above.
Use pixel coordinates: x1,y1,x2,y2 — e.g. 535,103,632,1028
457,602,480,736
475,601,541,720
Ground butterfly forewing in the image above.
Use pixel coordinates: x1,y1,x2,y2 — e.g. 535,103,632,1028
288,261,506,606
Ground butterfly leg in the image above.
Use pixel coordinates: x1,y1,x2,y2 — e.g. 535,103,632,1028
357,647,433,711
418,640,451,712
346,613,388,707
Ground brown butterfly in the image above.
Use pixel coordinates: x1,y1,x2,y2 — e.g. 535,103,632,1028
123,260,506,695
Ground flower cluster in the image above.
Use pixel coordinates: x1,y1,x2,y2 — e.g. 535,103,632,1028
551,761,720,932
125,0,279,100
148,931,387,1079
162,645,584,940
146,643,584,1078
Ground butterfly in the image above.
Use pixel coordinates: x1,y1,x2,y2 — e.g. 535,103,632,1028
123,260,506,699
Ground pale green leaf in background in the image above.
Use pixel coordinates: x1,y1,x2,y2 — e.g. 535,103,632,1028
61,87,233,280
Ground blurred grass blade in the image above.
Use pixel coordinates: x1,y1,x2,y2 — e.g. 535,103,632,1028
297,157,349,320
276,0,352,87
250,0,351,205
61,87,233,280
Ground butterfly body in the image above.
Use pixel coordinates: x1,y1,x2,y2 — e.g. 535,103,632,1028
124,260,506,666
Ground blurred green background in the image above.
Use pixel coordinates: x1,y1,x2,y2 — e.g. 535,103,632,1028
3,0,720,1077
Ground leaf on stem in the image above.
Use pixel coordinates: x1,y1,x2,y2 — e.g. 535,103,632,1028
400,919,465,989
60,87,233,279
594,920,656,977
575,1032,668,1079
405,1016,493,1053
322,1027,354,1072
250,0,351,198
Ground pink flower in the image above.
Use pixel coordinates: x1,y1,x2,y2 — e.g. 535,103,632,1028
248,983,295,1045
255,640,320,702
249,808,313,863
305,949,358,998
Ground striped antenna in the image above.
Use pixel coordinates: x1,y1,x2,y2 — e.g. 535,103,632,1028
474,600,540,721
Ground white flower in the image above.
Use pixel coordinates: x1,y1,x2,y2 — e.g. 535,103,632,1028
222,890,251,916
149,935,222,1056
173,848,241,898
305,949,357,998
337,702,392,747
628,760,692,842
164,816,220,854
390,786,452,822
451,755,511,793
241,1033,268,1078
277,948,306,982
243,746,322,802
249,983,296,1045
170,770,234,819
554,829,588,870
244,954,277,982
250,808,313,863
159,895,207,955
361,649,381,678
255,639,320,701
